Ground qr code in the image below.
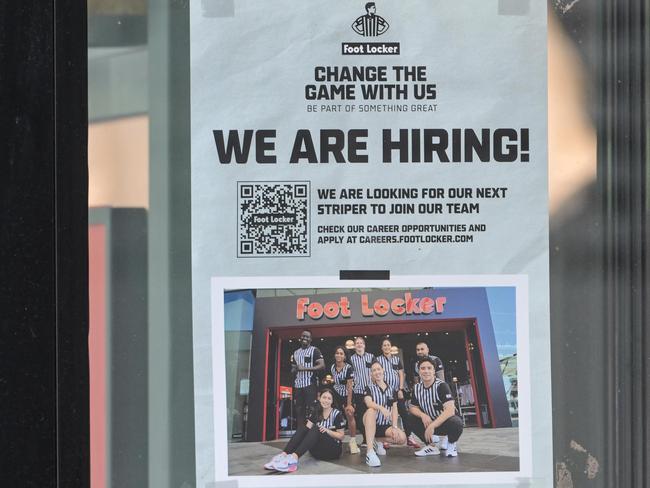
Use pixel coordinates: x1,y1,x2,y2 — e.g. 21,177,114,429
238,181,310,257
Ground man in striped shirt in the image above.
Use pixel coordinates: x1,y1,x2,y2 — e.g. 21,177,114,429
408,357,464,457
348,336,374,446
351,2,390,37
291,330,324,429
411,341,445,383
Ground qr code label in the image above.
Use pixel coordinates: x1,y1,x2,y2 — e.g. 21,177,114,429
238,181,310,257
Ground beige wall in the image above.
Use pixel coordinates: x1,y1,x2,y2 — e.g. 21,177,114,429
548,16,597,214
88,115,149,208
89,0,146,15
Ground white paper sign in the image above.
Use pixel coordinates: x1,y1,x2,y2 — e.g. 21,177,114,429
191,1,550,486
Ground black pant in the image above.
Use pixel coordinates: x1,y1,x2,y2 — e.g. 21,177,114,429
397,398,413,436
283,423,342,460
352,392,368,442
408,414,463,444
332,390,348,410
294,384,317,429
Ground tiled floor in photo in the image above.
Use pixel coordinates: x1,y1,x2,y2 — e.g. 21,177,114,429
228,427,519,476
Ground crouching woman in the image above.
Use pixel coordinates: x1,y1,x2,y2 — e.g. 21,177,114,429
363,360,407,467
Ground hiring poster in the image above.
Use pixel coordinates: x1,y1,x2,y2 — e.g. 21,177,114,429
190,1,549,487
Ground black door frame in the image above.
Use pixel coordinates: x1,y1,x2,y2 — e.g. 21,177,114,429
600,1,650,485
262,319,495,441
1,1,88,486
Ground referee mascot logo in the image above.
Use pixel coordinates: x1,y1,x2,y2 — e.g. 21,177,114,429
352,2,390,37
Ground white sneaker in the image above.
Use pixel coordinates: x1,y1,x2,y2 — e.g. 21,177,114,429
414,444,440,457
264,453,285,470
349,438,360,454
373,440,386,455
273,455,298,472
366,449,381,467
440,436,449,450
445,442,458,457
407,433,422,448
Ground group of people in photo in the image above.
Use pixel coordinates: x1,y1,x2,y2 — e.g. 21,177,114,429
263,330,464,473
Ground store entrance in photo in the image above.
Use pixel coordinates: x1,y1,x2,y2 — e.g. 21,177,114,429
263,320,493,442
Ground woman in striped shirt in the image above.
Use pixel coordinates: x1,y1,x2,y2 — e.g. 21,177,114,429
330,346,359,453
376,337,419,447
348,336,374,448
363,360,406,467
264,388,346,473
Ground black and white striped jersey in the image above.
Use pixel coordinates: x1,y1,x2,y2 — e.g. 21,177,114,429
318,408,346,431
376,354,403,393
349,352,375,394
352,14,389,37
292,345,323,388
413,354,444,379
410,379,456,420
330,363,354,397
364,384,394,425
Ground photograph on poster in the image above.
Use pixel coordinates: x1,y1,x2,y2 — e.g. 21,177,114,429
216,279,529,484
